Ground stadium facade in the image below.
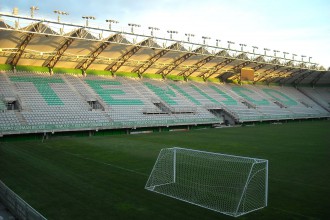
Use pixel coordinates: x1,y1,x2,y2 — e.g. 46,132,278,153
0,11,329,137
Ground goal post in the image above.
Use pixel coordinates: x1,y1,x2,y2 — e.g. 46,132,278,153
145,147,268,217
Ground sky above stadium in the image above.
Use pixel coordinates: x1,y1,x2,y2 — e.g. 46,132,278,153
1,0,330,68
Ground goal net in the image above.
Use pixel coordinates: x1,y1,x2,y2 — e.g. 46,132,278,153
145,147,268,217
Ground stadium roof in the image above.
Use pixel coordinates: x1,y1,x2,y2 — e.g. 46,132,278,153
0,12,329,85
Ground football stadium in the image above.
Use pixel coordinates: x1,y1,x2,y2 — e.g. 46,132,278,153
0,2,330,220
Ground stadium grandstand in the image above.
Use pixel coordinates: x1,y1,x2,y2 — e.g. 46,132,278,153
0,10,329,137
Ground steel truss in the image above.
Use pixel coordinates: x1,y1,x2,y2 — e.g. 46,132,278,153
104,38,153,72
76,34,121,70
0,12,327,83
156,47,205,77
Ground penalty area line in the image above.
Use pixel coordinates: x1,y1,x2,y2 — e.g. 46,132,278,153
269,207,319,219
44,145,148,177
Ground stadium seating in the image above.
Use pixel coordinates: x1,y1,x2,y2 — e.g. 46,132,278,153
0,71,329,135
298,87,330,112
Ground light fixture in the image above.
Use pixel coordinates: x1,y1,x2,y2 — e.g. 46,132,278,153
167,30,178,39
54,10,69,22
185,33,195,42
273,50,280,57
216,39,221,47
227,41,235,49
82,16,96,27
263,48,270,55
30,6,39,18
283,52,289,59
202,36,211,45
239,43,247,51
106,19,119,30
149,27,160,36
292,54,297,60
128,23,141,33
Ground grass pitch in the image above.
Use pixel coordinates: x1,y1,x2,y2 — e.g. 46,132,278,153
0,120,329,219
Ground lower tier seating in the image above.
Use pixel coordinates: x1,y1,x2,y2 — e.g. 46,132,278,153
0,71,328,134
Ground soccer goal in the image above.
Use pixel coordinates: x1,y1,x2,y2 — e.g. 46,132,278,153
145,147,268,217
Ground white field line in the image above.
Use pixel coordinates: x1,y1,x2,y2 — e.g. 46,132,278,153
269,177,329,191
269,207,320,220
44,145,149,176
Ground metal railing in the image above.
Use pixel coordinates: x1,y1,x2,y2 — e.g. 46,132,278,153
0,180,47,220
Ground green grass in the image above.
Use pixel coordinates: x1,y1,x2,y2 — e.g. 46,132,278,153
0,64,13,71
0,120,329,220
166,74,185,81
52,67,82,75
115,72,140,78
16,65,50,72
86,69,112,76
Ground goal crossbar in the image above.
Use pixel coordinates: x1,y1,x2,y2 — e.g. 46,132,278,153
145,147,268,217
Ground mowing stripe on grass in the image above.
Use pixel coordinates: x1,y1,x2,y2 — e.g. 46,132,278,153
44,145,149,177
269,207,319,220
270,177,330,191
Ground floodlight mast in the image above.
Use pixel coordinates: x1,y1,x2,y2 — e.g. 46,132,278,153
167,30,178,39
308,57,312,63
30,6,39,18
82,16,95,27
106,19,119,30
264,48,270,56
252,46,258,53
283,51,289,59
185,33,195,42
227,41,235,49
273,50,280,57
12,7,19,16
301,55,306,62
202,36,211,45
239,43,247,52
128,23,141,33
292,53,297,60
216,39,221,47
149,27,160,36
54,10,69,22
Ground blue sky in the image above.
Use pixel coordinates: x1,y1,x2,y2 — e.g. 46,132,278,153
1,0,330,68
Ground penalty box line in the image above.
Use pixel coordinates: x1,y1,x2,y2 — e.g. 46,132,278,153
44,145,149,177
269,207,318,220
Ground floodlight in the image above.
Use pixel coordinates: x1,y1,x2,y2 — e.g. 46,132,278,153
202,36,211,44
227,41,235,49
54,10,69,22
106,19,119,30
292,54,297,60
82,16,96,26
239,43,247,51
149,27,160,36
283,51,289,59
30,6,39,18
128,23,141,33
185,33,195,42
264,48,270,55
252,46,258,53
273,50,280,57
216,39,221,47
167,30,178,39
12,7,19,16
